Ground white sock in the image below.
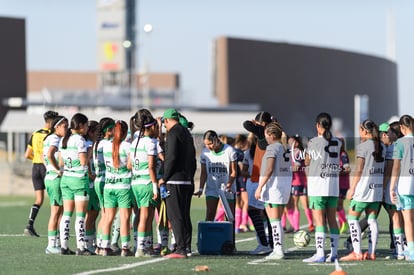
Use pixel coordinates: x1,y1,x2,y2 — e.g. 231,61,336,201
75,215,86,250
271,220,283,252
330,233,339,256
394,233,404,255
59,215,71,250
348,219,361,254
48,234,56,248
315,231,325,257
367,218,378,254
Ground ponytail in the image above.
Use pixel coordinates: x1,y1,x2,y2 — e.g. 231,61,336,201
316,112,332,141
399,115,414,133
112,120,128,169
361,119,384,162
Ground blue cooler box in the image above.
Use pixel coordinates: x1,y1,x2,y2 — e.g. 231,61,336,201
197,221,234,255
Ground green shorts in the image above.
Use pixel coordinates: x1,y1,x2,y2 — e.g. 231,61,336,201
60,175,89,201
308,196,338,210
400,195,414,210
88,186,100,211
94,178,105,207
349,200,380,213
382,202,397,211
103,188,132,209
131,184,157,208
45,174,62,206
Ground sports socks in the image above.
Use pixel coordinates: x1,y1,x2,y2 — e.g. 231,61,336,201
348,218,362,254
315,226,325,257
75,212,86,250
27,204,40,227
329,227,339,256
270,219,283,252
59,212,73,249
248,208,268,246
293,210,300,231
367,218,378,254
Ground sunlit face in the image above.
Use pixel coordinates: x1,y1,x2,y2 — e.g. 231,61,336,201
55,121,68,137
265,130,274,144
204,138,220,152
380,132,390,145
79,122,89,135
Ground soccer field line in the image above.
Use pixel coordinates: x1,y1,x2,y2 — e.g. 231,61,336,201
72,257,167,275
0,201,28,207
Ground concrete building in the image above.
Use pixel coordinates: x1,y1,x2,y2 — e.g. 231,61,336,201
214,37,399,137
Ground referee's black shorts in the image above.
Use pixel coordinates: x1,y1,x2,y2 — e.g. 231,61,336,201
32,163,46,191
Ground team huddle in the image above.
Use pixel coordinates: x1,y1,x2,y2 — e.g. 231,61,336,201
22,109,414,262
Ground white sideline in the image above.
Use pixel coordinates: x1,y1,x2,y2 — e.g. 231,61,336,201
72,236,257,274
73,257,166,275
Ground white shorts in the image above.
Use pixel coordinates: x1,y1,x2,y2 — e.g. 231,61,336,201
246,178,264,210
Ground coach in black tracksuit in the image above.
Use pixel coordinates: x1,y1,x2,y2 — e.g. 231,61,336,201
161,108,197,258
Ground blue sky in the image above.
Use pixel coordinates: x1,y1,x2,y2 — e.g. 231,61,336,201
1,0,413,115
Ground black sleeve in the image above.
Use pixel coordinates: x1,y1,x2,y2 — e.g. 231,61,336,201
243,120,262,136
162,131,178,182
243,120,267,150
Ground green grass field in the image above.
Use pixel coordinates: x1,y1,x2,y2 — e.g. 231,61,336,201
1,195,413,275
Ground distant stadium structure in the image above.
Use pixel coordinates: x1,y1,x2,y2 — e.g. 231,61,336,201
0,17,26,122
213,37,399,136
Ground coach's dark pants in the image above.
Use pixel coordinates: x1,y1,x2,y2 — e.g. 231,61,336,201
166,184,194,255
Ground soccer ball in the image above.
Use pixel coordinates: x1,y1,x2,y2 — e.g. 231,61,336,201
293,230,311,247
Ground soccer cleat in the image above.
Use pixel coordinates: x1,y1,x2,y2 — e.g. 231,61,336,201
76,248,92,256
169,243,177,253
363,251,376,260
121,249,134,257
135,248,147,257
325,253,338,263
265,250,284,260
101,248,115,256
308,224,315,233
186,248,192,257
249,244,273,255
340,251,364,261
284,227,294,233
61,247,75,255
404,250,414,261
45,246,61,254
163,252,187,259
385,253,406,260
340,222,349,234
239,224,248,233
24,226,39,237
153,243,162,254
303,254,326,263
110,243,121,255
160,246,171,256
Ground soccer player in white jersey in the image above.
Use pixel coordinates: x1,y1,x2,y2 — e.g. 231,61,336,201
340,119,385,261
255,122,292,260
390,115,414,261
303,112,342,263
196,130,237,221
43,116,68,254
58,113,91,255
128,109,160,257
380,121,405,260
101,120,133,256
92,117,115,254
